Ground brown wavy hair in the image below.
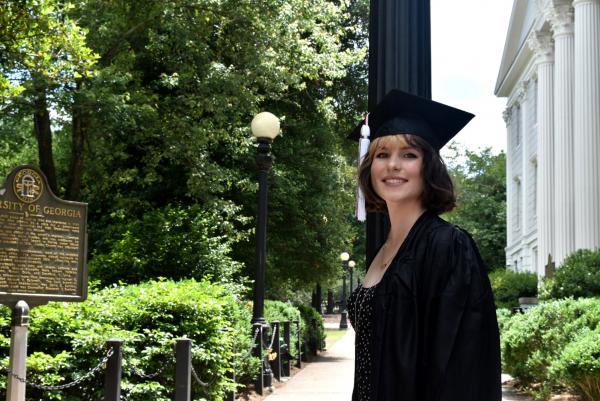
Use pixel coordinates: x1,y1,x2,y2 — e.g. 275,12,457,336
358,134,456,215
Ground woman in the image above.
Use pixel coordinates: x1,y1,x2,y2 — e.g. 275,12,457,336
347,90,501,401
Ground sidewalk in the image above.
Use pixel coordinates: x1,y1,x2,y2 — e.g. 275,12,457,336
264,325,533,401
263,327,354,401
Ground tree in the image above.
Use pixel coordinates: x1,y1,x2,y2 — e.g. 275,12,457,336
445,146,507,269
0,0,369,294
73,0,366,291
0,0,98,194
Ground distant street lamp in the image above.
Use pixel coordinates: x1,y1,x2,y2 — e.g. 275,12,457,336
339,252,350,329
348,260,355,290
251,112,280,325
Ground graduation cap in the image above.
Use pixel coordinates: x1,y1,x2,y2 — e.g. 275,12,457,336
349,89,475,221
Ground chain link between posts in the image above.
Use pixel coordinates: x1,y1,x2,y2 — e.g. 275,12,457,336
124,353,168,380
0,347,114,391
0,323,293,393
262,325,277,350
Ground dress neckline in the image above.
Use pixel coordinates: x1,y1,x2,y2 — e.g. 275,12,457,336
363,211,430,288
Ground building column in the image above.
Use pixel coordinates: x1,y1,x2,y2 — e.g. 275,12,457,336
527,30,555,277
545,3,575,264
574,0,600,250
503,107,514,251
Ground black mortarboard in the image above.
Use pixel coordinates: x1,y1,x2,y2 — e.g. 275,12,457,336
348,89,475,150
350,89,474,221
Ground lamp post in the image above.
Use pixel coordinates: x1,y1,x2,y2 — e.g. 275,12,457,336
250,111,280,324
250,112,280,394
339,252,350,329
348,260,355,291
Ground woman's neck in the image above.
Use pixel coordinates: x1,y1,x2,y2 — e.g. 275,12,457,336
385,201,426,246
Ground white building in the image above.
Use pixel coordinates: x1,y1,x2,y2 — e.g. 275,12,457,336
495,0,600,277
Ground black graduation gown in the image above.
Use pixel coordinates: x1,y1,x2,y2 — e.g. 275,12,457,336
358,212,501,401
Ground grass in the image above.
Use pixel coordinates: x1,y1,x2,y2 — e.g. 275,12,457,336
324,328,348,350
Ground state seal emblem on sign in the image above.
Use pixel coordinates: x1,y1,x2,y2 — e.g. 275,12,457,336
13,168,44,203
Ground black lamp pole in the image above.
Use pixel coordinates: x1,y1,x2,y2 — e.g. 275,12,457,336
250,111,279,395
252,137,273,325
366,0,431,266
339,258,349,329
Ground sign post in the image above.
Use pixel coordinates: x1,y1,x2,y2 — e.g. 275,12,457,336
0,165,88,400
6,300,29,401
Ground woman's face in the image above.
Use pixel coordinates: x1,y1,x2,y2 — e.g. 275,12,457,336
370,134,424,209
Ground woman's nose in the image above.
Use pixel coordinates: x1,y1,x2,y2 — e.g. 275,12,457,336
387,155,401,170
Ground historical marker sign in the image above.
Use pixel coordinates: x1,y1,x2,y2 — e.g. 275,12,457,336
0,165,88,306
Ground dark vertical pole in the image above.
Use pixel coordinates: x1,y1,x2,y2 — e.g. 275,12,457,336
316,284,322,314
283,321,291,377
270,321,281,380
326,290,334,314
104,340,123,401
339,259,348,329
366,0,432,265
294,320,301,368
252,138,273,325
175,338,192,401
253,323,264,395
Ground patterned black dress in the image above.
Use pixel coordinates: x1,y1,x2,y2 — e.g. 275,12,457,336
347,284,377,401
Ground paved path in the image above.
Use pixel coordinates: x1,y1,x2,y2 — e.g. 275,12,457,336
265,325,533,401
264,328,354,401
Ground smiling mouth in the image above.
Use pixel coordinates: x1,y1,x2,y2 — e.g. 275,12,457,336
383,178,407,184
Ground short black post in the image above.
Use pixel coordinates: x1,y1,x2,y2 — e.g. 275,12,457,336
270,321,281,380
175,338,192,401
282,321,291,377
104,339,123,401
253,323,264,395
293,320,301,368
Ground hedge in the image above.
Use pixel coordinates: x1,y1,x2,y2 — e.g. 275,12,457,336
0,280,314,401
489,269,537,310
540,248,600,300
500,297,600,401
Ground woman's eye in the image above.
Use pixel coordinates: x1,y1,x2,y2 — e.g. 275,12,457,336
403,152,418,158
375,152,388,158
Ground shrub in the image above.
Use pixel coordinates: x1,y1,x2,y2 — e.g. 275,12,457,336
549,328,600,401
548,249,600,299
489,269,538,309
0,279,259,401
500,298,600,398
264,300,302,361
294,304,325,355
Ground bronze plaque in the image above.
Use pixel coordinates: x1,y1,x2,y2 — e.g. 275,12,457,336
0,165,87,306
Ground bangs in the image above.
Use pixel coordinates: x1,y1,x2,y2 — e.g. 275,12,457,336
368,134,416,157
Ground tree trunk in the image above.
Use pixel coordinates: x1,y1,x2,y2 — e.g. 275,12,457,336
33,84,58,194
66,84,88,201
326,289,334,314
315,283,322,315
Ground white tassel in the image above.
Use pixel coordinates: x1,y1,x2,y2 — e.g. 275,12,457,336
356,115,370,222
